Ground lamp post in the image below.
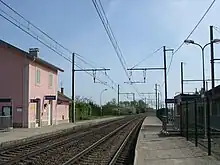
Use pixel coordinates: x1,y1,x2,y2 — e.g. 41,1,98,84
184,39,220,91
100,89,107,116
184,39,220,139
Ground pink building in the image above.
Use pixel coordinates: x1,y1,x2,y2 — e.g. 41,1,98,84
0,40,70,128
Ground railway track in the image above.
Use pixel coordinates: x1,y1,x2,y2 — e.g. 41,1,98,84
0,119,118,153
62,116,144,165
0,116,136,165
109,117,142,165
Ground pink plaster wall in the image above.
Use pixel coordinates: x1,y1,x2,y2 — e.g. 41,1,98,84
0,46,26,126
28,62,58,126
57,103,69,121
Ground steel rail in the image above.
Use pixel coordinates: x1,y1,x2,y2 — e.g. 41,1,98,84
1,117,128,165
108,118,142,165
62,117,139,165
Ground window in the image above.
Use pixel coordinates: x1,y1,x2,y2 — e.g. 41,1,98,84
49,73,53,88
36,69,41,84
2,106,12,116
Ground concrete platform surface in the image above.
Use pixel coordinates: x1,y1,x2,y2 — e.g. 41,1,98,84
0,116,123,148
134,116,220,165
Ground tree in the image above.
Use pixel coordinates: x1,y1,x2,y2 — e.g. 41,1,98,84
89,101,101,116
69,96,151,122
138,100,146,113
102,98,118,116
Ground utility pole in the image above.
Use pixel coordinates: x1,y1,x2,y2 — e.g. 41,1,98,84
132,93,135,101
210,26,215,93
155,84,158,111
163,46,168,122
158,92,160,109
163,46,174,124
72,53,75,123
127,47,173,130
118,84,120,115
181,62,184,94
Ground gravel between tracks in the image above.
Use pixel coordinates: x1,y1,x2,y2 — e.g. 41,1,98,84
10,116,135,165
71,118,140,165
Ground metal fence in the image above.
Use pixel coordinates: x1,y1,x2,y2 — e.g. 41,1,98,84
174,96,213,156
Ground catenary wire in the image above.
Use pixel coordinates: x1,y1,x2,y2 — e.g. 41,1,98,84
0,0,120,88
0,7,133,100
131,46,163,69
160,0,217,88
0,11,117,90
92,0,143,99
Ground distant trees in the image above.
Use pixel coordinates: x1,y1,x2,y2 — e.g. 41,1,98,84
102,98,119,116
69,96,96,121
69,96,150,121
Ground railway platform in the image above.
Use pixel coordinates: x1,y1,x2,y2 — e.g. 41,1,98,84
0,116,123,148
134,116,220,165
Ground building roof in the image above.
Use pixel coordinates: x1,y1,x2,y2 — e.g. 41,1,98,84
206,84,220,99
0,39,64,72
174,93,199,98
174,93,200,103
57,91,72,103
173,84,220,101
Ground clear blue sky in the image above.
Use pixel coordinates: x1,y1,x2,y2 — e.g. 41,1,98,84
1,0,220,105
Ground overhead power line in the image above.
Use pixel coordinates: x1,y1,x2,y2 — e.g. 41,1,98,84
166,0,217,75
0,0,120,89
0,0,107,68
131,46,163,69
0,0,83,60
160,0,217,87
92,0,143,99
0,7,117,90
213,26,220,35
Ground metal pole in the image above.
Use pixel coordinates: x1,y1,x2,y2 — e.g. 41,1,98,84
202,48,206,91
72,53,75,123
186,101,189,141
180,102,183,136
155,84,158,111
201,48,207,139
181,62,184,94
210,25,214,124
118,84,120,115
207,96,211,155
210,26,215,91
195,99,198,147
163,46,168,124
201,47,207,139
100,92,102,116
132,93,135,102
158,92,160,110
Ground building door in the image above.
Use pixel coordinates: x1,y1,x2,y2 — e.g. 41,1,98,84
48,101,52,125
35,99,41,127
